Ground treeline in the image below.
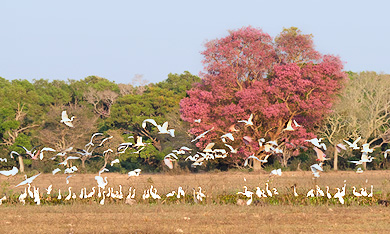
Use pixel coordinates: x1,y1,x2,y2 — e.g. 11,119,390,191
1,70,390,173
0,72,202,173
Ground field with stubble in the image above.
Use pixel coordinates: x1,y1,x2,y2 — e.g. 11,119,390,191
1,170,390,233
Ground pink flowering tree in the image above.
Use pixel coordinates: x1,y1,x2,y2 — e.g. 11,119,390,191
180,26,347,169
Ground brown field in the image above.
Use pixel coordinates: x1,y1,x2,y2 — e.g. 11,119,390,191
1,170,390,233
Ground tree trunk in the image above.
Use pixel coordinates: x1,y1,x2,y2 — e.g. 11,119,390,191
333,146,338,171
18,155,24,173
253,159,262,171
81,159,86,168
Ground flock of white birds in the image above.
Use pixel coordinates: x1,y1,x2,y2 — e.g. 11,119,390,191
0,111,384,206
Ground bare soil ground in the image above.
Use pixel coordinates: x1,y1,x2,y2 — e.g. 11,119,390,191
1,170,390,233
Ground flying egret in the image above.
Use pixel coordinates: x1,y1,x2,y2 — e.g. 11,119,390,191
203,143,215,153
58,156,80,166
10,151,20,159
384,149,390,159
0,167,19,176
134,136,146,148
85,133,103,148
98,168,109,176
310,163,323,178
336,143,347,152
221,133,234,142
66,175,74,184
305,138,326,150
191,127,214,142
61,110,75,127
343,136,361,149
361,143,373,153
15,173,41,187
244,155,267,167
110,159,120,167
39,147,56,160
270,168,282,176
293,119,301,128
238,113,254,126
283,119,295,131
224,144,238,153
164,157,174,169
128,169,141,177
228,124,239,132
52,168,61,175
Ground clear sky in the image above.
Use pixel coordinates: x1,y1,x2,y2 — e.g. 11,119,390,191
1,0,389,84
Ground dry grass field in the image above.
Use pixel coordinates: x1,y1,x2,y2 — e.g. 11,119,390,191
1,170,390,233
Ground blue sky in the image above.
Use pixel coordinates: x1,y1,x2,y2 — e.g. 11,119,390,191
1,0,389,84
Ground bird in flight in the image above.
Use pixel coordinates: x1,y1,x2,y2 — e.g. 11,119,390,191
238,114,254,126
343,136,361,150
15,173,41,187
0,167,19,176
61,110,76,127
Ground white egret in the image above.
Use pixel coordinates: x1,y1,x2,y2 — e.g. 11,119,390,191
39,147,56,160
221,133,234,142
51,168,61,175
61,110,75,127
237,186,253,198
203,143,215,153
352,187,362,197
283,119,295,131
46,184,52,195
306,189,315,197
224,144,238,153
98,168,109,176
0,166,19,176
164,157,174,169
19,188,27,205
15,173,41,187
191,127,214,142
293,119,301,127
238,113,254,126
361,143,373,153
305,138,326,150
343,136,361,149
128,169,141,177
270,168,282,176
65,187,72,201
95,176,108,189
110,159,120,166
310,163,323,178
66,175,74,184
